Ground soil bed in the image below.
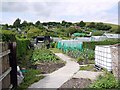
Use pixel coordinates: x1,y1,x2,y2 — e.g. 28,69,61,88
59,78,92,89
36,61,65,74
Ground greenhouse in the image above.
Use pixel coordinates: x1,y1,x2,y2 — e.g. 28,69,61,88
57,40,83,51
72,33,87,37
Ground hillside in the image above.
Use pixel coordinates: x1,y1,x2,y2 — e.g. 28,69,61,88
86,22,118,30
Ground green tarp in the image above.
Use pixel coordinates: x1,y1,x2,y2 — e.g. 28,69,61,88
57,40,83,51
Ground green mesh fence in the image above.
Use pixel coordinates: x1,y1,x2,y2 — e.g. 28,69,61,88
57,40,83,52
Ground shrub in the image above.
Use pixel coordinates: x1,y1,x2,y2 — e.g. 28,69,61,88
50,42,56,48
16,36,30,63
89,73,119,89
77,56,84,64
0,30,16,42
19,49,33,68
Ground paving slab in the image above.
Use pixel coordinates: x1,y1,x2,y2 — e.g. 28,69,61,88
72,70,103,81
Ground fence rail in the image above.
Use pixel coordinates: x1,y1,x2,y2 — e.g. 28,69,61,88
0,42,17,90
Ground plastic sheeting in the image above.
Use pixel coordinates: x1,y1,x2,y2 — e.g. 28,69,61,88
95,46,112,71
57,40,82,51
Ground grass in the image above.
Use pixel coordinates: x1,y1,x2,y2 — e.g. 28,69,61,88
86,22,118,28
92,30,104,36
80,64,96,71
17,69,44,90
88,60,95,64
50,48,62,53
86,22,118,34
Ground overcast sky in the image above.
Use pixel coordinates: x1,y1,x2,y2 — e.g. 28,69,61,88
0,0,119,25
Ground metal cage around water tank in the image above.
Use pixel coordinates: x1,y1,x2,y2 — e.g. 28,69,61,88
95,45,112,71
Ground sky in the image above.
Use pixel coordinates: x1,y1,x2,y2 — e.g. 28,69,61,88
0,0,119,25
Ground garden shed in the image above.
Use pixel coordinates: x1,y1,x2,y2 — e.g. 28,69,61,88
34,36,51,49
35,36,50,44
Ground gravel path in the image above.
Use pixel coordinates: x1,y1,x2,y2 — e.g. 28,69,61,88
28,53,79,89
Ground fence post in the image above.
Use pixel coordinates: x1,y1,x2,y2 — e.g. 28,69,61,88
9,42,17,89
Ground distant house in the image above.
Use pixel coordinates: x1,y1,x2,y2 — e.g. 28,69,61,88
103,33,120,39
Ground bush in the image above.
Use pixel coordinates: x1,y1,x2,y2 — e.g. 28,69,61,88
83,39,120,50
0,30,16,42
90,73,119,89
50,42,56,48
77,56,84,64
19,49,33,68
16,37,30,63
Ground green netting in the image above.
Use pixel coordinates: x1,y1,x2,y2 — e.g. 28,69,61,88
72,33,87,37
57,40,83,51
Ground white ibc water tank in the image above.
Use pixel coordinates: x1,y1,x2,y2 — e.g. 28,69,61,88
95,45,112,71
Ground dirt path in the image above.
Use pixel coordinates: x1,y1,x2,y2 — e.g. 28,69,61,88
28,53,79,89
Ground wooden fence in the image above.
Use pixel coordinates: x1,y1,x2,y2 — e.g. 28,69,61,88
0,42,17,90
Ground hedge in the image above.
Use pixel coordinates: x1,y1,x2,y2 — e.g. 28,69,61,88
83,39,120,50
16,37,30,63
0,30,16,42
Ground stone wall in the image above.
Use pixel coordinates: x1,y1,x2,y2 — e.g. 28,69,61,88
111,44,120,80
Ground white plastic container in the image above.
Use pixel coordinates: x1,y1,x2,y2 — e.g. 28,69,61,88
95,45,112,71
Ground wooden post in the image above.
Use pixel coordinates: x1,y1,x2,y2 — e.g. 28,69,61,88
9,42,17,89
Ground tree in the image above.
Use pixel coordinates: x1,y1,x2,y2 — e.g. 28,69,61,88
35,21,44,29
35,21,41,27
66,22,72,27
61,20,66,26
22,21,28,27
2,24,8,30
77,21,86,27
65,27,78,36
96,23,112,30
61,20,72,27
87,22,96,28
21,20,28,29
13,18,21,28
28,22,34,26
